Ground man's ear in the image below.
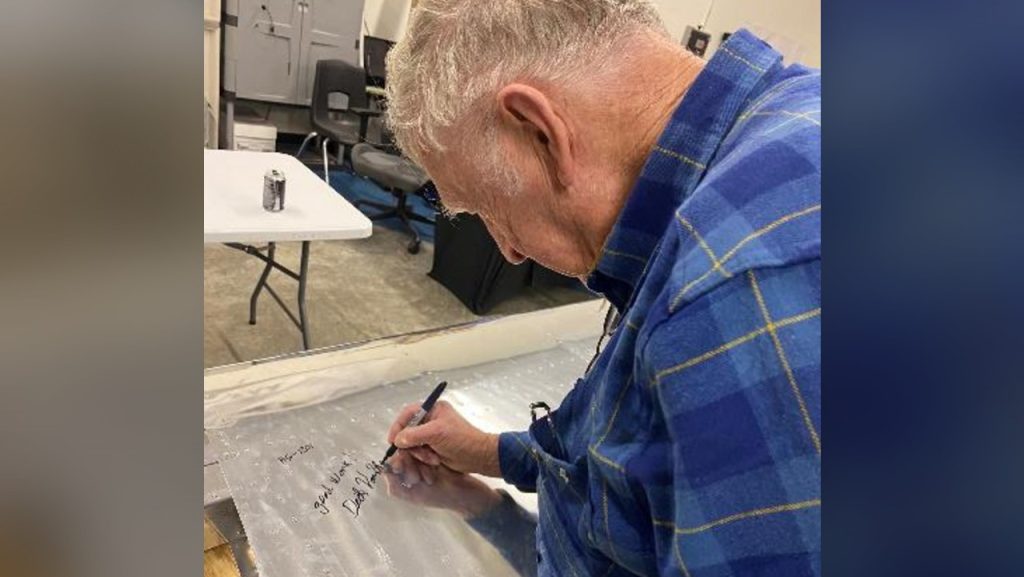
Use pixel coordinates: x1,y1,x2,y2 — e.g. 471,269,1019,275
495,84,575,188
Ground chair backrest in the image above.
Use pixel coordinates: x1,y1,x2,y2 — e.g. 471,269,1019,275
363,36,395,88
310,59,369,130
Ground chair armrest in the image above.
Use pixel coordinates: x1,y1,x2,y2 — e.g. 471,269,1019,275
349,107,383,117
351,107,384,142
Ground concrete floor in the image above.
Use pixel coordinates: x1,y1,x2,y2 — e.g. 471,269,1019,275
204,226,595,368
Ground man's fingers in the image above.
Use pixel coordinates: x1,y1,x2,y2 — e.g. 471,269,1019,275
410,446,441,466
387,450,415,475
426,399,451,419
394,419,443,449
387,403,424,444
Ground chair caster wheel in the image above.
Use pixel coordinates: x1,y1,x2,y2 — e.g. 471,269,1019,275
407,239,421,254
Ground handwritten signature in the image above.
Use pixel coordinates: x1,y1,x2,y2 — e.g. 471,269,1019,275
313,459,385,517
342,461,386,517
277,443,314,465
312,458,354,515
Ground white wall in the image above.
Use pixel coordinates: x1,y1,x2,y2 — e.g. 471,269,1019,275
363,0,412,41
360,0,820,67
652,0,820,67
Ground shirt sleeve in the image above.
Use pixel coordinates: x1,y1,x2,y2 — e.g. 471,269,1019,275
498,431,540,493
643,263,822,576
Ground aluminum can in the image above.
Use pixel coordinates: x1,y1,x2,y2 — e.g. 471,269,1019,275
263,169,286,212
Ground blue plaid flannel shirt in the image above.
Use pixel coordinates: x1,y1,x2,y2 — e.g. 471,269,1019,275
497,30,821,576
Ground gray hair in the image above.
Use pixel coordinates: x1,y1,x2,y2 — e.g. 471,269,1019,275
385,0,667,173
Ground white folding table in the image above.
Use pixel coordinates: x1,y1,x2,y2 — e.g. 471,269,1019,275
205,149,372,349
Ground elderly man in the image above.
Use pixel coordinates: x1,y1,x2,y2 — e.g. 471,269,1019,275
383,1,821,576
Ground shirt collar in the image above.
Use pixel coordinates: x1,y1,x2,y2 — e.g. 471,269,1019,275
585,29,783,311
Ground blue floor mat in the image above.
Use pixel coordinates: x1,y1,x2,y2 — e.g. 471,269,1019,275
325,167,437,243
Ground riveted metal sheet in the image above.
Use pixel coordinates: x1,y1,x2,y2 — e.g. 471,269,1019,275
212,339,596,577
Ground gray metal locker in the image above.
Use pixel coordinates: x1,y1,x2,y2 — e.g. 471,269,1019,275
297,0,362,105
227,0,364,106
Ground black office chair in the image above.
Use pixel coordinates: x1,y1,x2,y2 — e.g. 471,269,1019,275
295,60,381,178
361,36,401,155
298,57,433,254
363,35,395,90
351,143,432,254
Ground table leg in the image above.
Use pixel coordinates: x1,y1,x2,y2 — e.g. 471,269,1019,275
298,241,311,350
248,242,276,325
227,241,311,350
321,138,331,183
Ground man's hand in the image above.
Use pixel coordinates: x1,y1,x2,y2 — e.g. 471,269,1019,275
385,400,501,482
